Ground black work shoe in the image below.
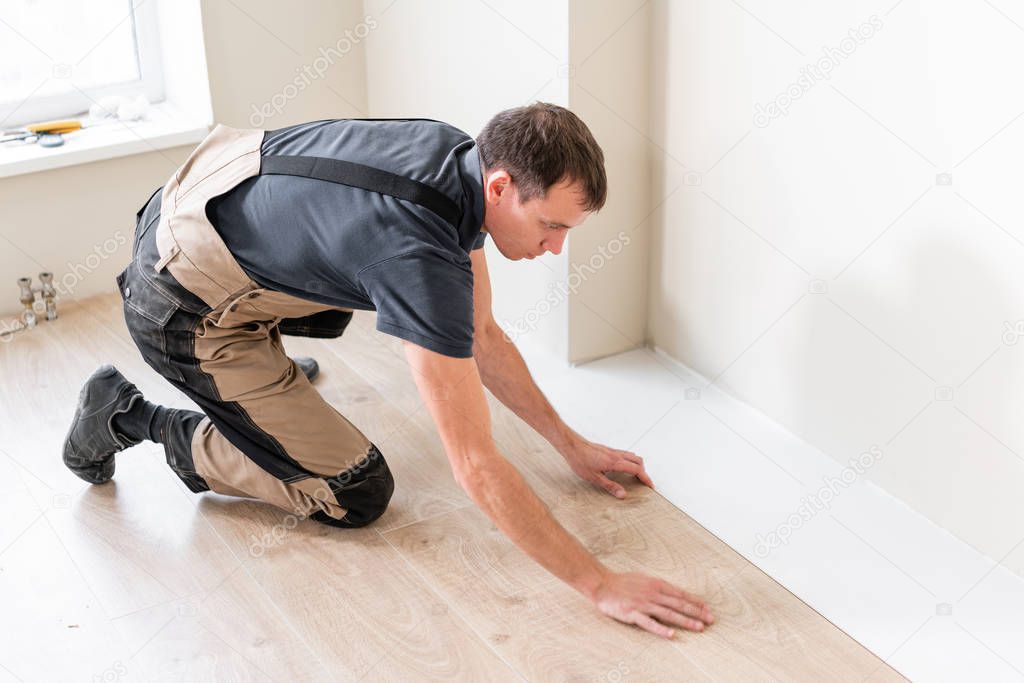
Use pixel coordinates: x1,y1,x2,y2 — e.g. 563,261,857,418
62,365,144,485
294,356,319,382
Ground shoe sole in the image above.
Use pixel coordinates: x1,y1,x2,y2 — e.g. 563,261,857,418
62,364,123,485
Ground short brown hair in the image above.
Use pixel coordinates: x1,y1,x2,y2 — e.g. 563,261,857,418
477,102,607,212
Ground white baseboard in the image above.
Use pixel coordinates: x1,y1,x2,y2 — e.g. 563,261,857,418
523,344,1024,682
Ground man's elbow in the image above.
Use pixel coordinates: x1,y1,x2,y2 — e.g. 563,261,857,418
451,453,506,498
453,465,480,495
453,458,487,493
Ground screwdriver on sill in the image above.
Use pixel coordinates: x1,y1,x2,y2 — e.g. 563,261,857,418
4,119,84,135
1,119,84,147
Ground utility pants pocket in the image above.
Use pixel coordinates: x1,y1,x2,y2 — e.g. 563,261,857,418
117,263,187,384
118,262,180,326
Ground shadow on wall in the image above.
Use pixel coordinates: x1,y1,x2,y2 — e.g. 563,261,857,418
825,205,1024,573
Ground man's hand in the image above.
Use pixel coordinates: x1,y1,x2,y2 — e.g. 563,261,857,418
404,340,714,640
560,432,655,498
469,248,655,500
592,571,715,638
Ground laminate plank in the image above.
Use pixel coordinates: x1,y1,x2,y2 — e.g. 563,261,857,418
195,503,523,682
281,331,477,532
0,294,906,681
0,517,129,681
381,506,718,682
109,570,328,682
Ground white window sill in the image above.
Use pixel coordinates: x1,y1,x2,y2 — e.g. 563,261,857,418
0,102,210,179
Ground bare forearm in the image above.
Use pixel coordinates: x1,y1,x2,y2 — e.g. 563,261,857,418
461,451,607,598
405,340,603,597
474,328,576,451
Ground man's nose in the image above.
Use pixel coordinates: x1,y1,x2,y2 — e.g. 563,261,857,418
545,231,567,255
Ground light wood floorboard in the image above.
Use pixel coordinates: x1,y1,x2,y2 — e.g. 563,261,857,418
0,294,905,682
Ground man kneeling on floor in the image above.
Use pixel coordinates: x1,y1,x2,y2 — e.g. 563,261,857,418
62,103,715,638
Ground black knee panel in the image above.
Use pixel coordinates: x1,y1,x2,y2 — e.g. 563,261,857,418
277,309,353,339
312,444,395,528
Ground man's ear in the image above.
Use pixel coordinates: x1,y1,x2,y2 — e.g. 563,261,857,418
486,170,512,204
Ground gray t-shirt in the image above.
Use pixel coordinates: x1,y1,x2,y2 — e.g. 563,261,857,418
208,118,487,358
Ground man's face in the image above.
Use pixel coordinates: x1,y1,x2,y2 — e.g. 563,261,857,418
481,172,591,260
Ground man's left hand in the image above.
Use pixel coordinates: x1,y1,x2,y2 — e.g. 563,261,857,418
560,434,655,498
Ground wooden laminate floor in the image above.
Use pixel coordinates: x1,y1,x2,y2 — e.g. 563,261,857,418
0,294,906,682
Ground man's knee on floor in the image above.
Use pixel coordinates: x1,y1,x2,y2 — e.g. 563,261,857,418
312,444,395,529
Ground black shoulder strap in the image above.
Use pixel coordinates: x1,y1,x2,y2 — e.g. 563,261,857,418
259,155,461,229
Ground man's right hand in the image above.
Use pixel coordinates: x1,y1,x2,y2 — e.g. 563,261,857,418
403,340,715,640
591,571,715,638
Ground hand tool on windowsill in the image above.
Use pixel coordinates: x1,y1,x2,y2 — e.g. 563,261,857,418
1,119,84,147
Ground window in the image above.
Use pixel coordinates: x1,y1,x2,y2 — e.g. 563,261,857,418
0,0,163,127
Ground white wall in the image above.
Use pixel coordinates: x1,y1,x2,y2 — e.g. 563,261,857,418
363,0,571,361
2,0,651,368
362,0,654,365
647,0,1024,576
0,0,370,316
